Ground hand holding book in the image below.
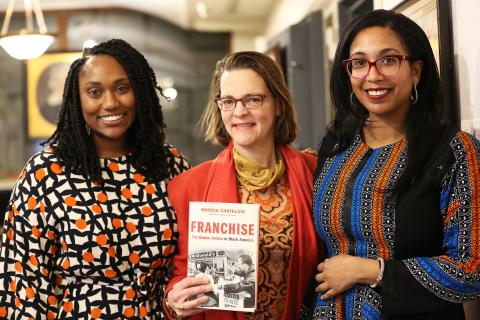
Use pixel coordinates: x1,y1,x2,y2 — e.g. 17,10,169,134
165,276,212,318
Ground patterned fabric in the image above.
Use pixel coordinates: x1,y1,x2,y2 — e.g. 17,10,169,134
0,145,189,319
233,148,285,192
238,175,293,320
311,132,480,319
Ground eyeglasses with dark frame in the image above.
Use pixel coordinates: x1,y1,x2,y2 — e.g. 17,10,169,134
342,55,410,79
215,94,267,111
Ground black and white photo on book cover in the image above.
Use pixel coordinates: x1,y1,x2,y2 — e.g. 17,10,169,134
188,201,260,312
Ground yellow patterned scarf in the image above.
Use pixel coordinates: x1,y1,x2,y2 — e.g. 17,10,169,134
233,147,285,192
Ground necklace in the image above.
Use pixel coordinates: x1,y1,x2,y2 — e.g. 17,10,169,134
363,120,406,148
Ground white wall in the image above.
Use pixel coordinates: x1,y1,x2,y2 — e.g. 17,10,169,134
229,0,321,52
263,0,322,39
231,0,336,53
451,0,480,136
257,0,338,55
231,32,258,52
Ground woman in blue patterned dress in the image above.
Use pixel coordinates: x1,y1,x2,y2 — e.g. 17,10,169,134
308,10,480,320
0,39,189,319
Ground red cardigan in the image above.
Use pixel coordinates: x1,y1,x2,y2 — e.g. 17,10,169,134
165,143,322,320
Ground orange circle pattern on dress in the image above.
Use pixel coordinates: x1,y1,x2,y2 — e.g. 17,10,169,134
0,146,189,317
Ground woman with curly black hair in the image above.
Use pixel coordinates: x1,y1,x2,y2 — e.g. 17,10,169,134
0,39,189,319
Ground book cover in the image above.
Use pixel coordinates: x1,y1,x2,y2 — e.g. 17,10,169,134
188,201,260,312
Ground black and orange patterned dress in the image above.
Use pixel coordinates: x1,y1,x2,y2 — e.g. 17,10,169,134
0,145,189,319
311,131,480,319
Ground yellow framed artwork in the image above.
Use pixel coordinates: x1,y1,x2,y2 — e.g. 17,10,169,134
26,52,82,138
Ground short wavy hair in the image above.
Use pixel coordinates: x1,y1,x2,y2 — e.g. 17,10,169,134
200,51,298,146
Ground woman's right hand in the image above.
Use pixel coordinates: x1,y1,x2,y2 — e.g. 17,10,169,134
166,276,213,318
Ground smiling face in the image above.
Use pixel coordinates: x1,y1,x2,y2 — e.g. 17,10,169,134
349,26,422,123
219,68,278,156
78,54,136,156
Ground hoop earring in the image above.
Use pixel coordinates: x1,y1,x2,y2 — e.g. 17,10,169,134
410,84,418,105
350,92,359,106
85,124,91,136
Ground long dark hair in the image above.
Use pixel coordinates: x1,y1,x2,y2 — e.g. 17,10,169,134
44,39,169,181
328,9,449,194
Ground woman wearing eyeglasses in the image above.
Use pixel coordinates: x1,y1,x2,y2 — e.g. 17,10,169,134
163,51,323,319
306,9,480,320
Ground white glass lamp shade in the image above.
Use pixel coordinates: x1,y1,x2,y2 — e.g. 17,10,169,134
163,87,178,101
0,34,54,60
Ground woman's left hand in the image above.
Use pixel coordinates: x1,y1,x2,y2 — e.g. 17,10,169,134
315,254,373,300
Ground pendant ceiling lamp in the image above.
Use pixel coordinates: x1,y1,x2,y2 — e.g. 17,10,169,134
0,0,54,60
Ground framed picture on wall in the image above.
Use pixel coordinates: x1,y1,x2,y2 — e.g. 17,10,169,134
394,0,459,127
26,52,82,138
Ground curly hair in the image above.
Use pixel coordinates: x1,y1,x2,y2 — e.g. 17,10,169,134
44,39,169,181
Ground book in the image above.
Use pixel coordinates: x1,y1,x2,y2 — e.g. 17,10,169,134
188,201,260,312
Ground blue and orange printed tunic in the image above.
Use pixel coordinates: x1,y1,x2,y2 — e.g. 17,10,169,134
311,131,480,319
0,145,189,319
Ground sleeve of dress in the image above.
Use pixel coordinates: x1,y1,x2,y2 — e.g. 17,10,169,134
0,155,61,319
381,132,480,314
164,144,191,181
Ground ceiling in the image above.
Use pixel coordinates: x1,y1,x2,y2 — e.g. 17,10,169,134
1,0,277,32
